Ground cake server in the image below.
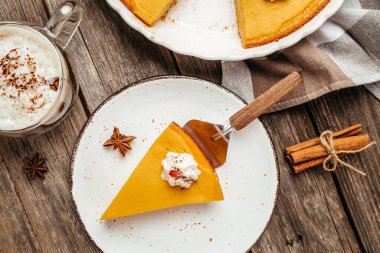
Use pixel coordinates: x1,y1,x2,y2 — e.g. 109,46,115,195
183,72,303,168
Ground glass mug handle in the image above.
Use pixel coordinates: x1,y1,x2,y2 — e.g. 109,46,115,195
44,1,83,49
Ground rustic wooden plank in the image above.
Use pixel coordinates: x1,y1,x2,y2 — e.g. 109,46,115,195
174,60,360,252
0,0,370,253
0,1,76,252
44,0,178,111
1,0,47,24
172,54,222,84
255,109,361,253
0,0,36,245
0,0,179,252
0,153,39,253
308,86,380,253
40,3,118,112
0,101,99,253
0,0,102,252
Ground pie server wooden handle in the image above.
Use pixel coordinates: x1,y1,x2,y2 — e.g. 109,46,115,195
229,71,303,131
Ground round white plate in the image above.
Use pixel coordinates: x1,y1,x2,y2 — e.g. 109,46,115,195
71,76,279,253
105,0,343,60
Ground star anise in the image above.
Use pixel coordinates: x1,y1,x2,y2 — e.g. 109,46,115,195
22,153,49,179
49,77,60,91
103,127,136,157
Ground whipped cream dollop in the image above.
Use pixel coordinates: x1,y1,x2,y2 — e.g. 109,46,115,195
161,152,201,188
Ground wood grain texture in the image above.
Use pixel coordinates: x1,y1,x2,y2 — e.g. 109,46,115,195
230,72,302,130
174,59,360,253
0,0,378,252
0,0,177,252
0,153,39,253
253,110,361,253
0,0,175,252
0,0,179,252
172,54,222,84
0,101,99,253
0,1,96,252
308,86,380,253
44,0,177,112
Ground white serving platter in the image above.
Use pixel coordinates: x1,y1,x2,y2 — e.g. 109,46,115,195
106,0,344,60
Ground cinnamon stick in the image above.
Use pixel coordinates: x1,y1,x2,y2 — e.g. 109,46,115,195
291,153,347,174
285,124,362,155
288,134,370,164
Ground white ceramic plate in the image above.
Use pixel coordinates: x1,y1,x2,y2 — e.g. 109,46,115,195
105,0,343,60
71,76,279,253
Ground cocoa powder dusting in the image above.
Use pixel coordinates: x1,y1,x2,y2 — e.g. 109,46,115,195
0,48,60,113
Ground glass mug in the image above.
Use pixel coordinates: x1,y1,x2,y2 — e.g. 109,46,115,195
0,1,83,137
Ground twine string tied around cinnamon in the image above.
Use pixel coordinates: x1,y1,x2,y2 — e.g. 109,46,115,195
320,131,376,176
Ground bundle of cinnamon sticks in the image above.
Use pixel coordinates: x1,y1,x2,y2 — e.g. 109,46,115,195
286,124,372,173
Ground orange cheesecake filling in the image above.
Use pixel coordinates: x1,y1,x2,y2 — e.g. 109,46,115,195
235,0,330,48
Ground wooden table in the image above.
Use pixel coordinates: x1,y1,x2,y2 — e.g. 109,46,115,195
1,1,379,252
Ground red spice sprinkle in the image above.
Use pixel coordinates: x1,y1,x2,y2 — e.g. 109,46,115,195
169,170,180,178
0,48,59,112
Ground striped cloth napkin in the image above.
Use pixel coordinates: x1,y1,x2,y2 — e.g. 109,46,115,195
222,0,380,110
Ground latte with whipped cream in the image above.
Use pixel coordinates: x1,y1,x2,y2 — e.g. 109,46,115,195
0,25,63,131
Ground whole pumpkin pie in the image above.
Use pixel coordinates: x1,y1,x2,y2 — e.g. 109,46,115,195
101,122,223,220
121,0,330,48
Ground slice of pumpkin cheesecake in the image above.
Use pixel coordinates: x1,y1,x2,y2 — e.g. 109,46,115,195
121,0,176,26
101,122,223,220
